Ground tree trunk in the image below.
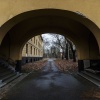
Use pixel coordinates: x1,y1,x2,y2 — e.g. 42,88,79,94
69,44,76,62
65,43,69,60
67,40,76,62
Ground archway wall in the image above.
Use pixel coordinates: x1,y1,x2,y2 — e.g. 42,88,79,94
0,0,100,52
0,28,99,61
0,8,99,61
0,0,100,40
0,0,100,59
0,0,100,27
0,1,100,72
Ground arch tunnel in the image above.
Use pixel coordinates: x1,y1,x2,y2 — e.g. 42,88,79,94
0,9,100,72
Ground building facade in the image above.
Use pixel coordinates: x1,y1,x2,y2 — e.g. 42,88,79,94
22,35,43,64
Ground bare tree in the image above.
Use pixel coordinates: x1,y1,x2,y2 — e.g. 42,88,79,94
49,34,76,61
66,38,76,62
42,35,51,58
47,34,66,59
42,33,76,61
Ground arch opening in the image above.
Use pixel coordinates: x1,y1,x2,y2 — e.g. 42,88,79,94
0,9,100,72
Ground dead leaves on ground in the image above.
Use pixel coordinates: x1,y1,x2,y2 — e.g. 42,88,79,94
22,60,46,73
54,59,78,73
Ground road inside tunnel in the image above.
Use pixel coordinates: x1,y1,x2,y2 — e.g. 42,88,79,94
1,59,100,100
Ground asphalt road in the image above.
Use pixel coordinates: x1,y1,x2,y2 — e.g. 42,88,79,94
1,59,100,100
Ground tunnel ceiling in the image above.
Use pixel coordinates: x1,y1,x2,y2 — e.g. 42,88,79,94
0,9,99,46
0,9,99,60
7,10,92,46
0,9,99,48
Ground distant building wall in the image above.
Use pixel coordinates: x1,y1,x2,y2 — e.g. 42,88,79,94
22,35,43,64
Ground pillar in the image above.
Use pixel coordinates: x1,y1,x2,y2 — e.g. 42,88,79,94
78,60,84,72
15,60,22,72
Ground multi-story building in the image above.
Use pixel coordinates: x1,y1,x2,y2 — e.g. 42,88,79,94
22,35,43,64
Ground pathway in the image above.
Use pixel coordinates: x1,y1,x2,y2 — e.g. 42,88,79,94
1,59,99,100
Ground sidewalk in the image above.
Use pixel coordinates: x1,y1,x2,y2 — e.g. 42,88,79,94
0,73,28,99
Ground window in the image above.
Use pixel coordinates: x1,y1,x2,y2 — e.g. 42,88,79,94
36,40,37,45
34,37,35,43
34,48,35,55
36,49,37,55
26,44,28,56
38,50,40,56
31,46,32,54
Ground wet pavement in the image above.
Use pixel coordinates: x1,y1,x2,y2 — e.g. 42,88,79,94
1,59,100,100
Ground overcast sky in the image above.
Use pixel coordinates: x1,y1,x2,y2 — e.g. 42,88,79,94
42,33,64,52
42,33,54,49
42,33,53,42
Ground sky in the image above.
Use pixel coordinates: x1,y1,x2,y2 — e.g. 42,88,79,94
42,33,64,52
42,33,76,51
42,33,54,49
42,33,53,42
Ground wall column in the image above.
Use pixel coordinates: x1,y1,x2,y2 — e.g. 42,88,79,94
78,60,84,72
15,60,22,72
78,60,90,72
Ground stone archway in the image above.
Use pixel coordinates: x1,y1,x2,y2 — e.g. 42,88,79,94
0,9,99,71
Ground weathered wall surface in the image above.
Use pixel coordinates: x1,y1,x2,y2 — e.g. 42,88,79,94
0,0,100,27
